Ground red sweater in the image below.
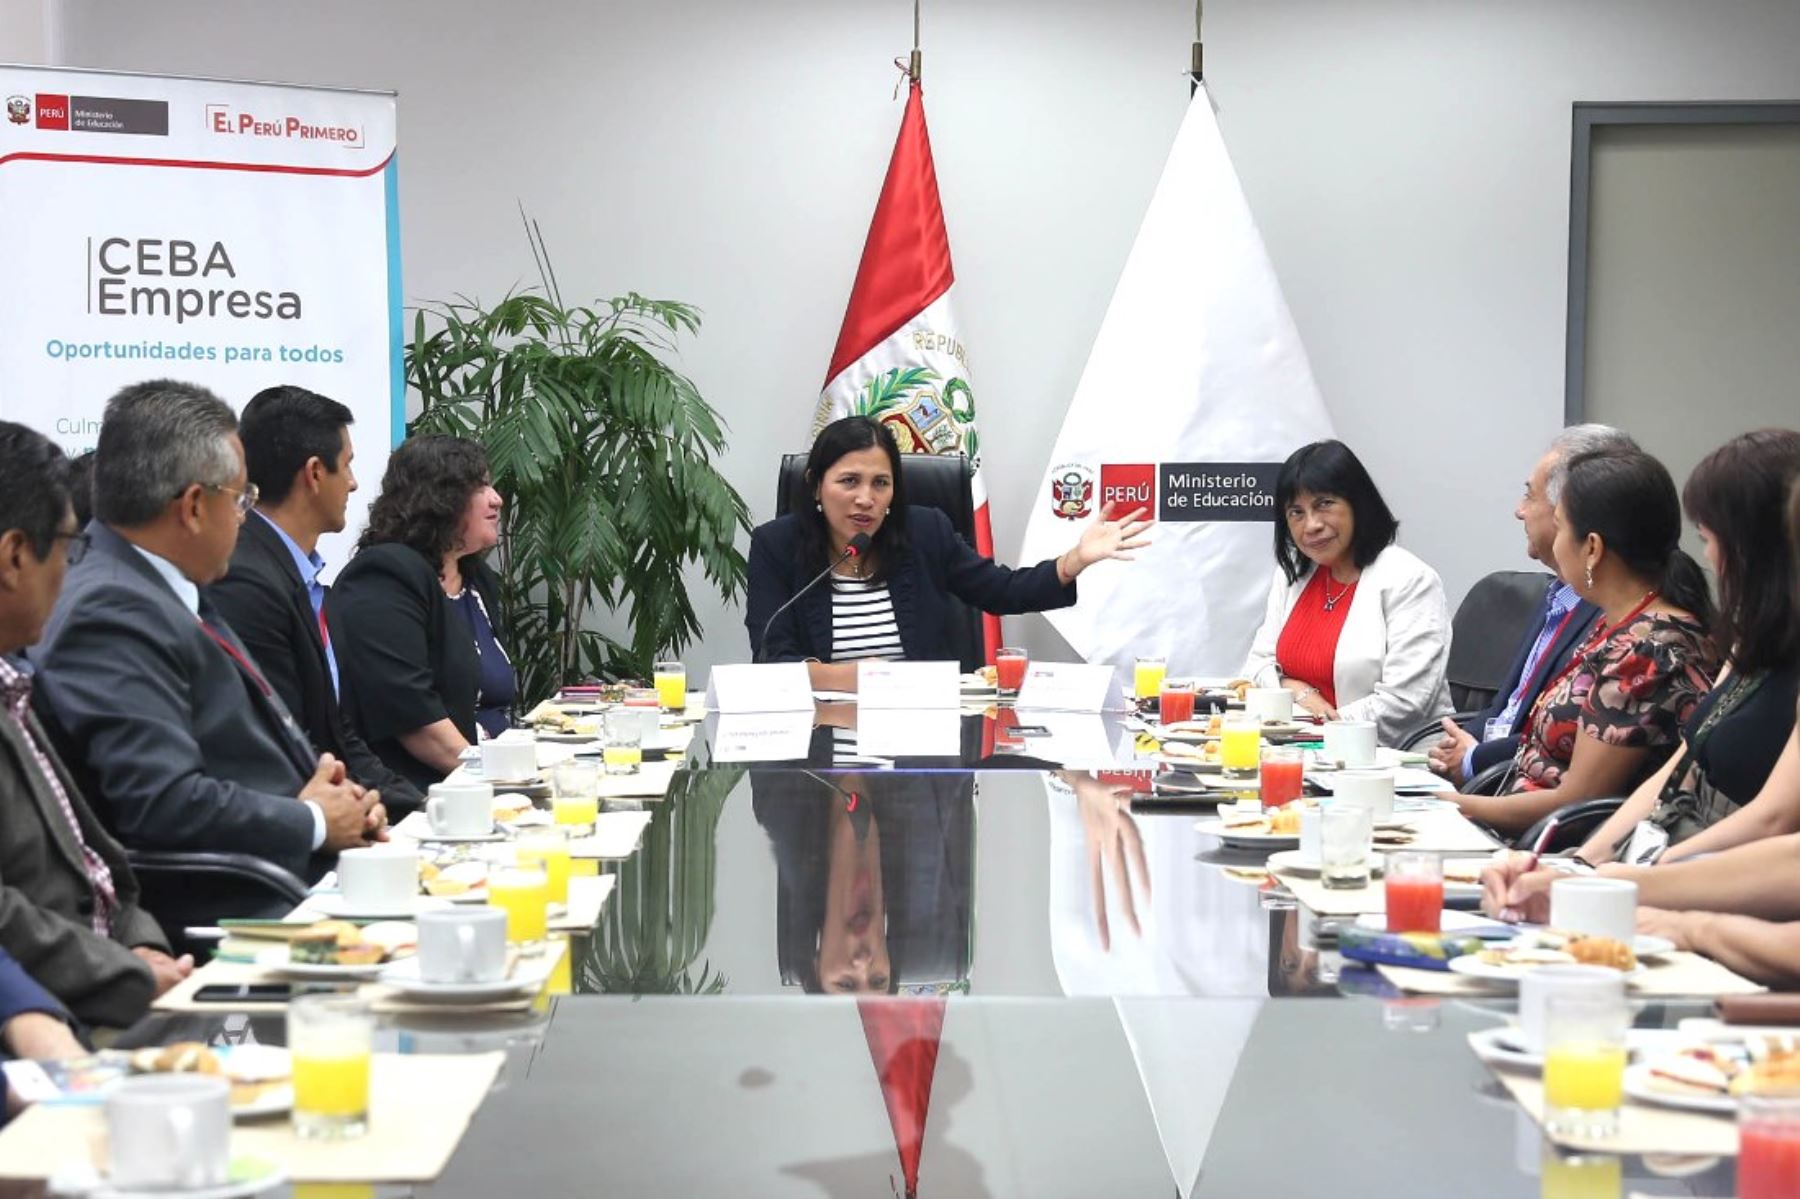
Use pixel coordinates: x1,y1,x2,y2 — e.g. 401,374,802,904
1275,568,1358,707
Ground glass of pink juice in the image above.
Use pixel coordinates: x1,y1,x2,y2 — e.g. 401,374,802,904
1385,851,1444,933
1159,681,1196,725
1259,747,1304,809
995,648,1028,694
1741,1096,1800,1199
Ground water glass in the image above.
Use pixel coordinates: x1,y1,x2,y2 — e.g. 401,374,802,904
601,708,643,776
1542,991,1629,1140
1320,804,1373,890
289,993,375,1140
653,660,687,713
552,759,601,835
1740,1094,1800,1199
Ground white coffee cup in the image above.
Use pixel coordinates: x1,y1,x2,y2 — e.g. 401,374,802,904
1331,769,1395,819
1550,876,1639,944
1322,720,1378,768
480,735,539,783
1245,687,1295,723
416,907,509,984
427,781,495,837
336,844,419,914
107,1074,232,1190
1518,964,1626,1052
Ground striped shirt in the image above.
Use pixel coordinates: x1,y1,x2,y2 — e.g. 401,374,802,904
830,575,904,663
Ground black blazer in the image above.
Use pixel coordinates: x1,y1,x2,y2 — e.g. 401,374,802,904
327,544,505,793
1462,586,1603,775
33,523,322,879
745,507,1076,664
204,515,425,816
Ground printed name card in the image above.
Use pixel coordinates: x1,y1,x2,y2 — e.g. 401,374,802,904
1014,662,1117,713
857,660,960,710
706,663,814,714
709,713,815,762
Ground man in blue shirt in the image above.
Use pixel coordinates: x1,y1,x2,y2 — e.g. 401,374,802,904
1429,426,1635,784
205,386,423,815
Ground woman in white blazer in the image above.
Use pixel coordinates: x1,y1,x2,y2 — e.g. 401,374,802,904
1241,440,1453,745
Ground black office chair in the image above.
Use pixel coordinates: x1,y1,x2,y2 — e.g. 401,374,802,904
127,850,310,959
1515,798,1626,858
1397,570,1556,750
774,451,985,672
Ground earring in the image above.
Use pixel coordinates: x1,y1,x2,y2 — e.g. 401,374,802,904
1584,564,1594,590
815,502,823,513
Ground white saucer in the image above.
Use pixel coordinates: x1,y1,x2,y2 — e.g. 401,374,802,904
1193,818,1299,850
54,1156,289,1199
306,893,452,920
1468,1025,1543,1070
1266,848,1386,878
410,827,508,844
377,957,543,1002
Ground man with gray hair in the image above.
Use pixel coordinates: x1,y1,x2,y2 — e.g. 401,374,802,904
1428,424,1638,784
33,380,383,890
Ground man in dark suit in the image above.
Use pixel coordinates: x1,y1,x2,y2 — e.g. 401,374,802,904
205,387,423,816
0,422,190,1026
33,380,383,883
1429,426,1636,784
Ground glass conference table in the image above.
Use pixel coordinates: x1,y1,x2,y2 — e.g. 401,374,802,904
109,722,1739,1198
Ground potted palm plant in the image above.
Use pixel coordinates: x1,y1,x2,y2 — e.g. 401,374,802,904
406,218,750,699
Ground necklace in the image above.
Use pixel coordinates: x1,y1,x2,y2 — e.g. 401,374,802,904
1321,572,1353,612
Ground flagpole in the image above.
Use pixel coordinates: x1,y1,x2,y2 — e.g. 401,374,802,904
1190,0,1204,94
910,0,922,83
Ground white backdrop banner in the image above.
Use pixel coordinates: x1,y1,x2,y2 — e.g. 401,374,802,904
1019,87,1333,676
0,67,400,569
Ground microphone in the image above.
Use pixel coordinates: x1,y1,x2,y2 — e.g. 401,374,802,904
755,532,873,664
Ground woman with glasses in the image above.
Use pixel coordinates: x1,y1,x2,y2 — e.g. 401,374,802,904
328,436,513,790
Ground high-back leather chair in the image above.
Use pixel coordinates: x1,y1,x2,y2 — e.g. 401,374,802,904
775,451,983,672
1447,570,1557,713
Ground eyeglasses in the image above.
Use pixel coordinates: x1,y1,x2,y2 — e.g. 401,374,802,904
204,482,260,516
53,531,91,566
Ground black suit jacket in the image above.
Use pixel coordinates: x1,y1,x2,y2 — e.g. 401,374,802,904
745,507,1076,663
33,523,323,879
204,515,424,815
1461,585,1603,775
327,543,505,793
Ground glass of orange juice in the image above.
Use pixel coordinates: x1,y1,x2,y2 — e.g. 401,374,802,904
1543,991,1629,1138
653,660,687,713
289,994,374,1140
1133,655,1167,702
1219,712,1262,782
516,829,571,907
489,866,550,946
552,759,600,835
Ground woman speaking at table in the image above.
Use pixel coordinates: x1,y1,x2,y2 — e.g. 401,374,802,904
1240,439,1453,745
746,416,1152,691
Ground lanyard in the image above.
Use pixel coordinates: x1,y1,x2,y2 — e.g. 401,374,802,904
196,616,275,699
1516,603,1583,704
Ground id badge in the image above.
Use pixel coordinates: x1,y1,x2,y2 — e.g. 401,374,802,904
1622,820,1670,866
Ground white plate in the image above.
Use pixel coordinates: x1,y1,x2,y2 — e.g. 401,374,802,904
1635,934,1678,959
1193,818,1299,850
1622,1061,1736,1115
232,1083,294,1120
1446,954,1645,986
1153,752,1234,773
305,893,453,920
269,959,393,981
1267,848,1387,878
69,1160,289,1199
410,827,508,844
1468,1025,1543,1070
377,957,544,1002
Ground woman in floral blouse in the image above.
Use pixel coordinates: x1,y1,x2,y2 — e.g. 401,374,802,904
1454,448,1718,837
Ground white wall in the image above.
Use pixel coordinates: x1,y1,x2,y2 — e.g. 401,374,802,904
41,0,1800,677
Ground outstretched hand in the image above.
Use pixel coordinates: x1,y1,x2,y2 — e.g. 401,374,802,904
1066,503,1155,579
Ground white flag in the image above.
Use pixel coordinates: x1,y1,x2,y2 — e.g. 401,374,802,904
1020,88,1334,675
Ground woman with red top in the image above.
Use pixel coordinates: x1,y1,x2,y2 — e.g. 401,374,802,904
1241,440,1453,746
1454,448,1718,836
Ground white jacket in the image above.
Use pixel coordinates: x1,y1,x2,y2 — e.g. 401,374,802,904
1241,544,1453,745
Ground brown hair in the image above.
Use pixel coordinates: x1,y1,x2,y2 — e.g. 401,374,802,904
1682,430,1800,677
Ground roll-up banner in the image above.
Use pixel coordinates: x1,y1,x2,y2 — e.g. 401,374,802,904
0,66,400,570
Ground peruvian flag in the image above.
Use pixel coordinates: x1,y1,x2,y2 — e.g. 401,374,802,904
817,79,998,663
